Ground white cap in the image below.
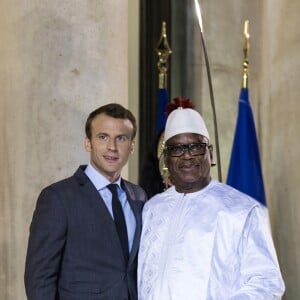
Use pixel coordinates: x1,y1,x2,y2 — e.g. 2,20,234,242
164,108,210,142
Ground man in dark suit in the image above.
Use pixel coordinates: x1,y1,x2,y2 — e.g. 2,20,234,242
24,103,147,300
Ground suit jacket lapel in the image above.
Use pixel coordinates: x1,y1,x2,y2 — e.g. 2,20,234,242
74,166,113,222
122,180,144,266
74,166,125,259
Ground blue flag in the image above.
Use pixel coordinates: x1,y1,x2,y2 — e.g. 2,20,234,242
155,88,169,134
139,87,169,198
227,88,266,205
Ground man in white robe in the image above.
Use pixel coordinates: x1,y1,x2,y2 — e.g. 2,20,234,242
138,101,285,299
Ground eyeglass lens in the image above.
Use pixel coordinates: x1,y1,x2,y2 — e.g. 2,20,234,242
166,143,208,157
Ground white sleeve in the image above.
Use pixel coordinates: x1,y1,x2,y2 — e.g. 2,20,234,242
228,205,285,299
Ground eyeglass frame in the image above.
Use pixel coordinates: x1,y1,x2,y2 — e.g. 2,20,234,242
164,142,213,157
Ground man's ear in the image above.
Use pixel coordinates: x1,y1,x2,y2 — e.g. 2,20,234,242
84,137,91,152
209,145,216,166
130,140,135,154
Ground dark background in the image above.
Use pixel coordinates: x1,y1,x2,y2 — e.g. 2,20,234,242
138,0,172,182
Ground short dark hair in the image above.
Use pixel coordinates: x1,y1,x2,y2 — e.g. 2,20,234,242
85,103,137,140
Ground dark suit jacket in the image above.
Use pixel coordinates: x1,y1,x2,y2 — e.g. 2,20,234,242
24,165,147,300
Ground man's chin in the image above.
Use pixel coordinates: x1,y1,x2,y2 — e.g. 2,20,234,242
175,177,198,187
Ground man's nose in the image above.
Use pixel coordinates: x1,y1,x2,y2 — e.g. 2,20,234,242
182,147,192,158
107,138,117,150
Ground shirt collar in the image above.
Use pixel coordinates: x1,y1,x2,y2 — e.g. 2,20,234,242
84,163,121,191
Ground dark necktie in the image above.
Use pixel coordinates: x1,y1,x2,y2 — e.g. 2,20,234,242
107,184,129,261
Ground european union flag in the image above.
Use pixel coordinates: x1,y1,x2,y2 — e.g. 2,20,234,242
227,87,266,205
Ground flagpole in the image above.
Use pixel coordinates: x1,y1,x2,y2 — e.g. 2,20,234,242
156,21,172,89
156,21,172,189
242,20,250,89
194,0,222,182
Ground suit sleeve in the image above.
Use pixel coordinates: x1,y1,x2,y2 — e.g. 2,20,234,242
229,206,285,299
24,187,67,300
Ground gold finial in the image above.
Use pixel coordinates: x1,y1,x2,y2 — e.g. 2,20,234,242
242,20,250,88
156,21,172,89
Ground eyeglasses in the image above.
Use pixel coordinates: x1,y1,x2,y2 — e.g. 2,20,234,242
165,142,209,157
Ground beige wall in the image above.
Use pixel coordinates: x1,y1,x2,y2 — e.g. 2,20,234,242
0,1,299,299
0,1,130,299
260,1,300,298
128,0,140,184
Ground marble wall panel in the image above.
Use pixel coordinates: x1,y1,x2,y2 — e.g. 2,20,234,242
0,1,129,298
